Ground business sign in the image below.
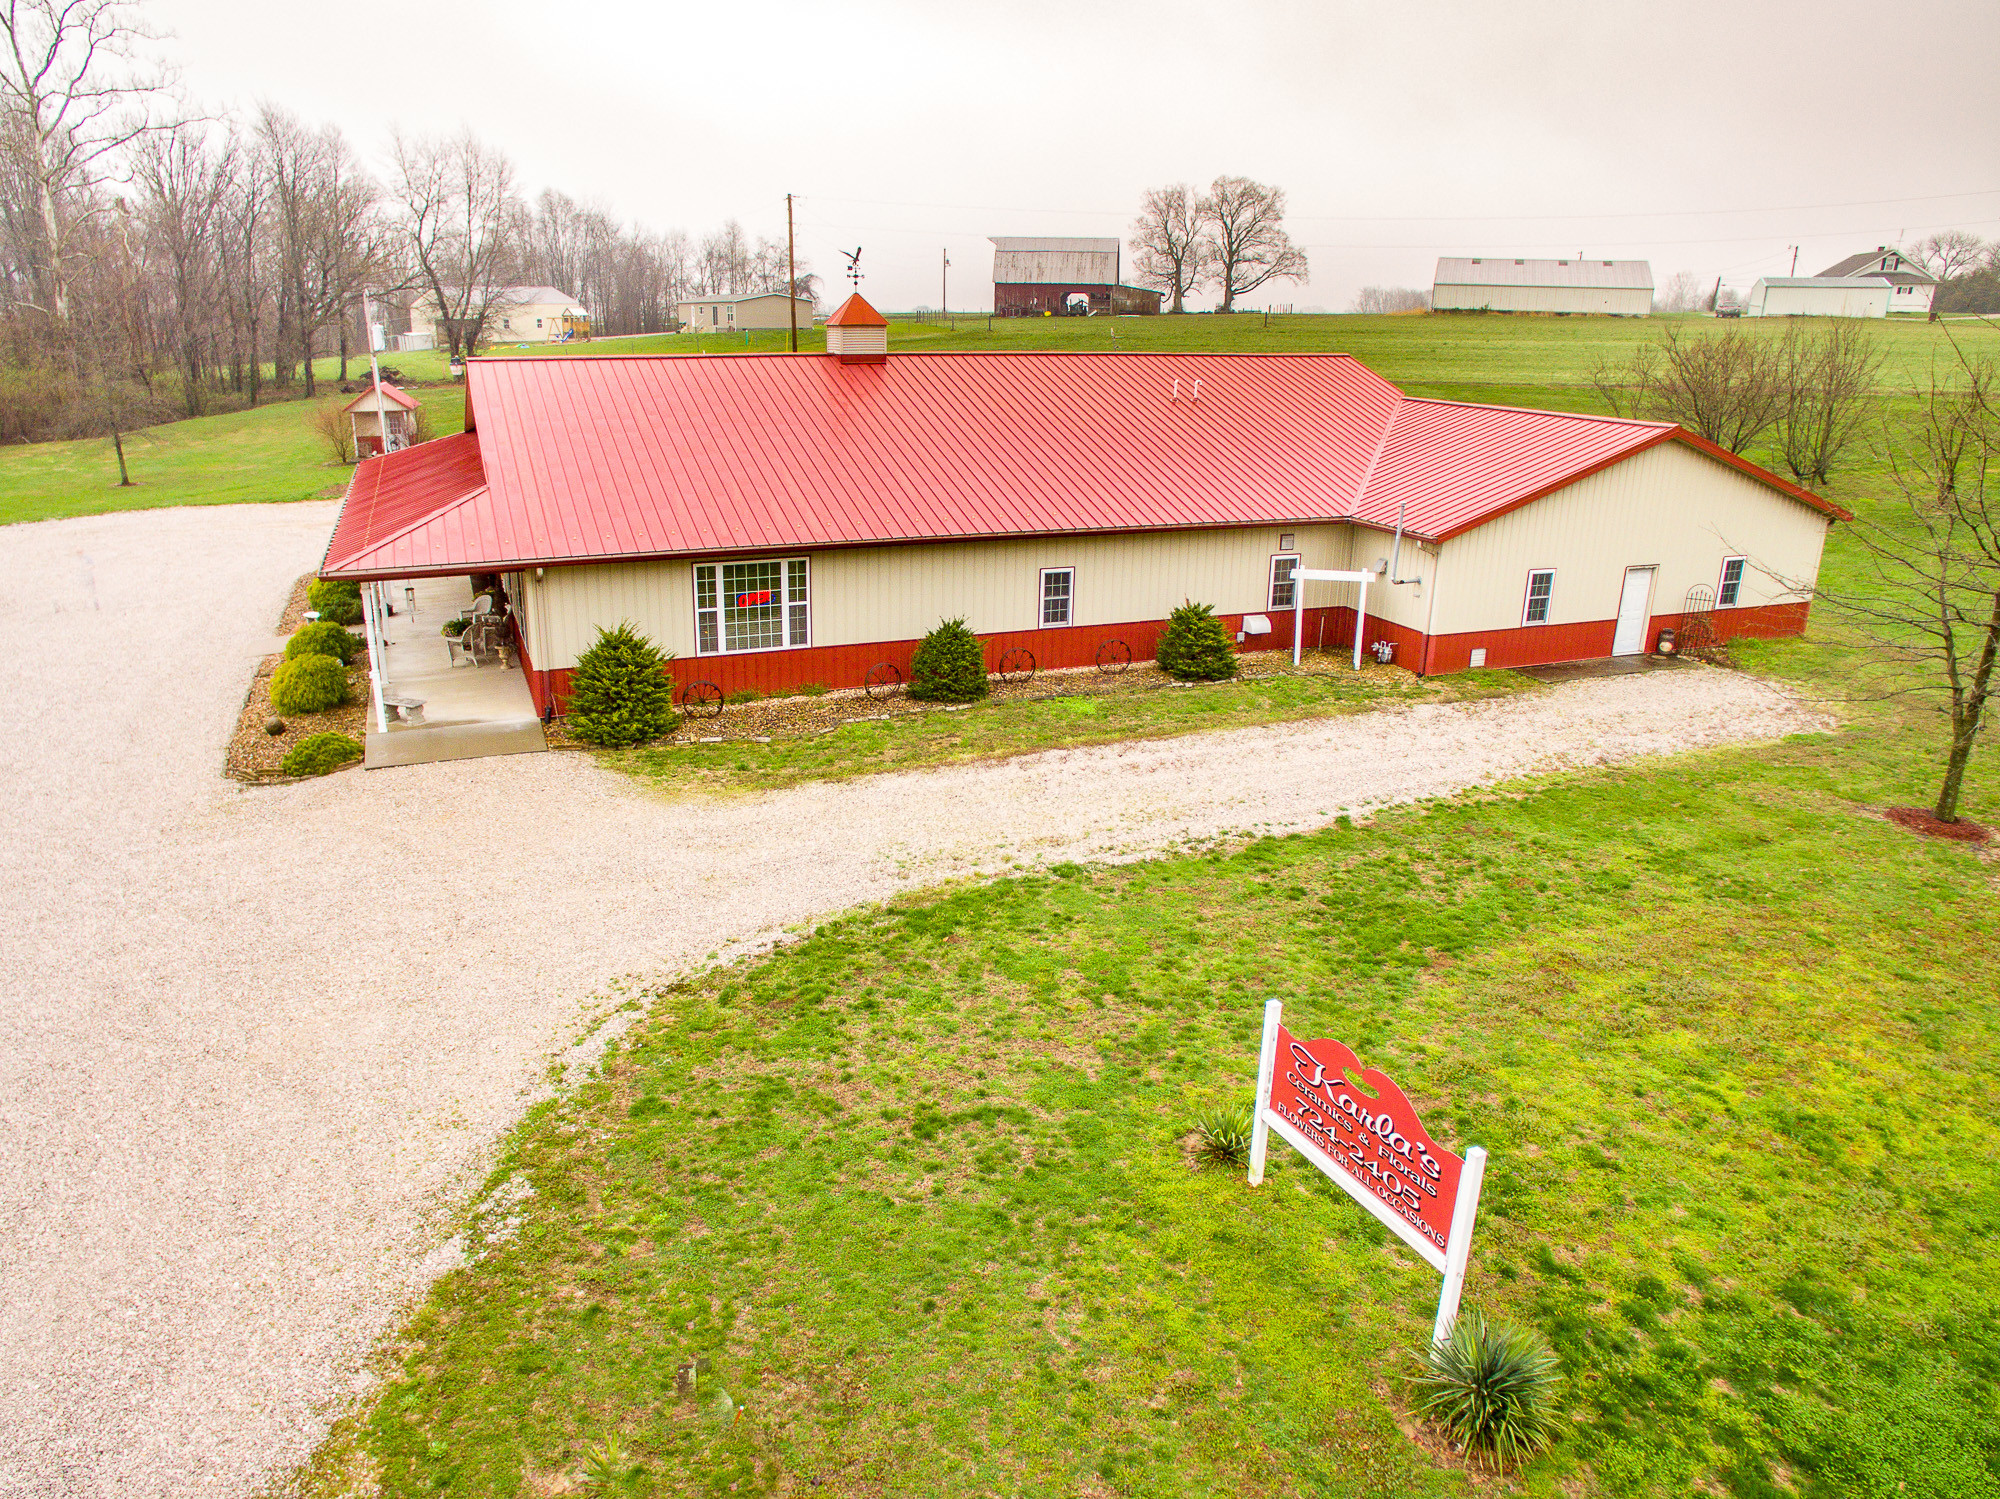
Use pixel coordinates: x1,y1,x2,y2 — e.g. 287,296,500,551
1248,1000,1487,1345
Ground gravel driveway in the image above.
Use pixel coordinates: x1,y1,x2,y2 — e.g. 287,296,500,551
0,503,1827,1498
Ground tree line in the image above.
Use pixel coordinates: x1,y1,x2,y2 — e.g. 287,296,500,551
0,0,810,448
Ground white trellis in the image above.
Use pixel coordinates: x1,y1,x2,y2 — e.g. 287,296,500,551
1291,567,1376,670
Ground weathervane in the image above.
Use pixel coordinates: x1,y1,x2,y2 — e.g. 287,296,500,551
841,246,864,289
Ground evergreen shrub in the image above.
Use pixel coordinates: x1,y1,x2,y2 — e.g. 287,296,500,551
307,577,363,625
909,617,989,702
567,622,678,747
1192,1104,1255,1164
1410,1310,1563,1468
285,620,360,665
281,732,363,777
1157,600,1238,681
269,654,350,714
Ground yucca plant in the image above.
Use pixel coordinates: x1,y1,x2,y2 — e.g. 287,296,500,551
1410,1310,1563,1469
1192,1103,1256,1164
575,1433,629,1489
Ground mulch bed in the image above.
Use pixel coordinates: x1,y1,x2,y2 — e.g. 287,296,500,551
644,650,1414,747
1884,806,1993,844
224,575,370,784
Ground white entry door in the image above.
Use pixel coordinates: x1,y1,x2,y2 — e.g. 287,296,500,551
1612,566,1656,656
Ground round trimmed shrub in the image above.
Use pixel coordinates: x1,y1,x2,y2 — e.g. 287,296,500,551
567,621,679,747
908,617,989,703
281,732,362,778
285,620,360,665
1157,600,1238,681
307,577,363,626
1410,1309,1563,1469
269,653,350,714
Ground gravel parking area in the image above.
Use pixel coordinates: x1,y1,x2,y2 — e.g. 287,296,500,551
0,502,1829,1499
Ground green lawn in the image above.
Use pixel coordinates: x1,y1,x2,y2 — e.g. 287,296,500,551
286,367,2000,1496
619,664,1534,796
2,313,1980,527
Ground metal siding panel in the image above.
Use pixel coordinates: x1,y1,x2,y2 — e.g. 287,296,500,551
1432,443,1833,636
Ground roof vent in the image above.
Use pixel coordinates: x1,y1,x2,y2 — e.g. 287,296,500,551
1514,258,1524,265
825,293,888,364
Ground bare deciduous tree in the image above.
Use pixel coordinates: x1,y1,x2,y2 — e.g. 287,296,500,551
1812,353,1999,824
390,127,522,362
1129,184,1209,314
1910,230,1987,283
1775,320,1884,486
1591,323,1784,453
257,104,383,396
1350,285,1428,314
1197,175,1307,313
1655,270,1706,314
0,0,174,321
132,123,234,414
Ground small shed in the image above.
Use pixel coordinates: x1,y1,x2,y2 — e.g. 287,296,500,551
1745,277,1892,318
1433,258,1653,315
344,382,420,458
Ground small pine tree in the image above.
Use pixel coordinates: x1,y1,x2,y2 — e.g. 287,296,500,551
1157,601,1238,681
566,622,678,747
908,617,989,702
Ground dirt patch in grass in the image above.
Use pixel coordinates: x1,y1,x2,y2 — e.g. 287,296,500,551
1884,805,1992,843
225,650,370,783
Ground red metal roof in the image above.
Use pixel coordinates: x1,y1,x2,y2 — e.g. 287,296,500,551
321,352,1840,580
340,380,420,413
322,431,486,574
825,293,887,327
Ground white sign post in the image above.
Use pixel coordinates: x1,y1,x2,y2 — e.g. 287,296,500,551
1292,568,1375,671
1249,998,1487,1347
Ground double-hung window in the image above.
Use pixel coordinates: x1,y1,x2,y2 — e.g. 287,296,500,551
1522,569,1556,625
693,557,809,655
1040,567,1074,626
1718,556,1746,607
1269,553,1301,611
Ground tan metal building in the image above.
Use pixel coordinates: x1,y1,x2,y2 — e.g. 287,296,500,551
1433,257,1654,315
676,292,818,332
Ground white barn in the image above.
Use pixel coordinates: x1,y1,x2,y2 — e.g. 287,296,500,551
1433,258,1653,316
1745,277,1892,319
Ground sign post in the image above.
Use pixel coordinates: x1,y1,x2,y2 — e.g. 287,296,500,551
1248,999,1487,1347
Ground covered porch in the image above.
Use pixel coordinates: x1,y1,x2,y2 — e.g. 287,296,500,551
358,575,546,769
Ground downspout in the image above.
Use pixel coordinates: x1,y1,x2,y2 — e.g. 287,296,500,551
1419,542,1444,677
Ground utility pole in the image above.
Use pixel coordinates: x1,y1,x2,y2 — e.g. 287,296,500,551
1788,245,1799,276
941,247,950,323
786,193,799,353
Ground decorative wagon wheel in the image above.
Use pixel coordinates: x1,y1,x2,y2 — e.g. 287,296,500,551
997,647,1037,684
679,680,724,718
1095,639,1132,674
863,662,904,700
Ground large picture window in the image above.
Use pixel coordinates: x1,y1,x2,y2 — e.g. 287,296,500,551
1269,553,1300,611
1522,569,1555,625
693,557,809,655
1041,567,1074,626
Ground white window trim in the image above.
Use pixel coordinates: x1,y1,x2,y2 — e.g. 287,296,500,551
692,556,811,656
1717,555,1747,609
1039,566,1075,628
1268,552,1301,612
1522,568,1556,626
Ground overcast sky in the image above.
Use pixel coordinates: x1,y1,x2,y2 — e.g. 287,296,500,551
154,0,1999,312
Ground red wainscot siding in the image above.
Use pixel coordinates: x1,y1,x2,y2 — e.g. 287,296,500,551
1417,599,1813,676
525,608,1346,718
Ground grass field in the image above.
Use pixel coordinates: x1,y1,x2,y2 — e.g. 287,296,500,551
2,313,1986,527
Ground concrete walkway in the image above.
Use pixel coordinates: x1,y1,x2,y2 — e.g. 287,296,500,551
365,574,545,768
0,502,1830,1499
